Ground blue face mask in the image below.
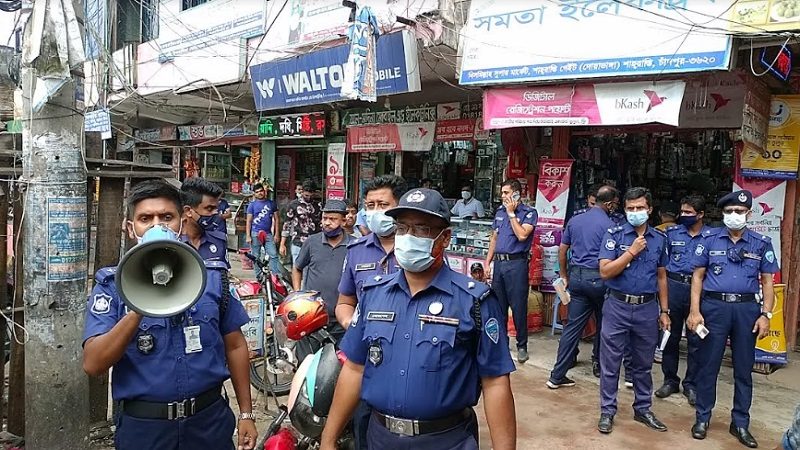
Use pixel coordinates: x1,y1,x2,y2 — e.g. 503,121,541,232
395,233,441,273
626,210,649,227
323,227,343,238
194,210,219,232
677,215,698,227
366,210,396,237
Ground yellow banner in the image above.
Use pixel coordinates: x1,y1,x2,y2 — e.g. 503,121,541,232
730,0,800,32
741,96,800,179
755,284,788,364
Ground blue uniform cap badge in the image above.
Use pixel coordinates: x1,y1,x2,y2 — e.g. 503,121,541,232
485,318,500,344
738,192,748,202
407,191,425,203
91,293,111,315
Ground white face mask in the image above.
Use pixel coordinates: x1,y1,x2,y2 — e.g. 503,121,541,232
365,210,396,237
130,223,182,244
395,232,443,272
723,212,748,231
461,191,472,200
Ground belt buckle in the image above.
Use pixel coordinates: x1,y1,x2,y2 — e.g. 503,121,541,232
387,416,418,436
624,294,642,305
724,293,741,303
168,398,196,420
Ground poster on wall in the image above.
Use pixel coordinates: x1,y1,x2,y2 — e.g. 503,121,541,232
326,143,346,199
277,155,292,191
734,161,786,271
534,227,562,293
742,95,800,179
535,159,574,227
346,122,436,153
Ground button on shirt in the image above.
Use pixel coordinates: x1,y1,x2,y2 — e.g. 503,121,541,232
665,224,712,275
340,267,515,420
247,199,276,235
451,198,485,219
598,223,668,295
295,232,354,319
492,205,538,254
338,233,398,299
182,230,230,269
692,228,779,294
563,207,614,269
82,263,249,402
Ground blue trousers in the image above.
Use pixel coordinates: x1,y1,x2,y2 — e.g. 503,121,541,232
695,297,760,428
551,268,606,381
660,278,700,391
114,397,235,450
492,258,530,349
366,410,478,450
250,233,281,276
354,400,371,450
600,296,659,416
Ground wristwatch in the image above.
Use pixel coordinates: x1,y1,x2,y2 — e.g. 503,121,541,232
508,213,516,218
760,311,773,320
239,412,256,421
660,309,670,316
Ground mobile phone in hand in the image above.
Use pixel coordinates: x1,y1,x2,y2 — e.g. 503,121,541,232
695,323,709,339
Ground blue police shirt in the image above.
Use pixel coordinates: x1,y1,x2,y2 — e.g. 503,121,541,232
212,198,230,230
563,207,614,270
665,224,713,275
247,199,277,235
82,261,249,402
338,233,398,299
492,205,538,254
692,227,779,294
182,230,230,269
598,223,668,295
339,267,515,420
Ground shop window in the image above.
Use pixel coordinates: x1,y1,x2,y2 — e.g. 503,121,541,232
182,0,209,11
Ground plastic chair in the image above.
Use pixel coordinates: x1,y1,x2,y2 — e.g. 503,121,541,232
551,296,564,335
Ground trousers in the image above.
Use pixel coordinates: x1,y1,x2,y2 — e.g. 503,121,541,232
250,233,281,276
660,278,700,391
492,258,530,349
366,410,479,450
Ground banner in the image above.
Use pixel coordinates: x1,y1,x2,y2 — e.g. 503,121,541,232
679,73,746,129
730,1,800,33
733,176,787,219
740,76,772,177
346,122,435,153
742,96,800,179
435,119,476,142
483,81,686,128
535,226,563,293
326,143,346,198
535,159,573,227
755,284,788,365
460,0,732,85
340,6,379,102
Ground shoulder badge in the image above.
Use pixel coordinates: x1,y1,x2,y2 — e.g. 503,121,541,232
485,317,500,344
362,272,396,290
765,250,775,264
91,293,112,315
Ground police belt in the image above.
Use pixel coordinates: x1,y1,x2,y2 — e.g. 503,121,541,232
493,252,529,262
705,292,757,303
120,385,222,420
372,408,472,436
667,272,693,284
570,266,600,277
609,289,656,305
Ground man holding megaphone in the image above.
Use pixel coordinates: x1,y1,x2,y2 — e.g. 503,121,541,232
82,180,258,450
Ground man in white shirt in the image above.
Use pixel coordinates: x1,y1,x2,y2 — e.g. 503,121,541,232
451,185,485,219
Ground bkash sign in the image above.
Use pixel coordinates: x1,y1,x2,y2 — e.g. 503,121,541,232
249,31,421,111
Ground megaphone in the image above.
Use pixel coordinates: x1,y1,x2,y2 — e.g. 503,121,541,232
116,224,207,317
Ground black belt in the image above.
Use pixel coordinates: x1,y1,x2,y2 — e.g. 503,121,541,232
706,292,757,303
609,289,656,305
667,272,693,284
372,408,472,436
121,385,222,420
493,252,528,262
570,267,600,276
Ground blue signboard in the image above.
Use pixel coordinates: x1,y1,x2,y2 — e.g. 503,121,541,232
249,31,420,111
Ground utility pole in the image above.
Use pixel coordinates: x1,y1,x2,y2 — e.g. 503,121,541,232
19,0,90,447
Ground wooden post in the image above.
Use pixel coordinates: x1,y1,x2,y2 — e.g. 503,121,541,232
0,183,8,404
551,127,571,159
7,181,24,436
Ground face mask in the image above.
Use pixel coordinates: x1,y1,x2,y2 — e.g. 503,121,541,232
131,223,182,244
296,192,303,200
626,210,649,227
323,227,343,238
677,215,698,227
194,210,219,232
461,191,472,200
366,210,396,237
395,232,442,273
723,212,747,231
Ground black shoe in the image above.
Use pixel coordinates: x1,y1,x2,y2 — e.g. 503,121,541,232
517,348,529,363
546,377,576,389
684,389,697,406
691,421,709,440
592,360,600,378
729,424,759,448
598,413,614,434
655,384,680,399
634,410,668,432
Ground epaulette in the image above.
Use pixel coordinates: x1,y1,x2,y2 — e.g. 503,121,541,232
451,272,491,301
666,225,681,233
362,271,397,290
608,225,624,233
702,228,719,237
204,260,228,271
572,208,588,216
347,234,371,248
95,267,117,284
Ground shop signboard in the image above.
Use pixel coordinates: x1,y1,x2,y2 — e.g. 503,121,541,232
483,81,686,128
342,105,437,127
435,119,476,142
679,73,747,129
437,102,461,120
535,226,563,293
250,31,420,111
729,0,800,32
535,159,573,227
326,143,347,197
755,284,788,364
460,0,732,85
259,113,327,140
742,96,800,179
346,122,436,153
134,126,177,143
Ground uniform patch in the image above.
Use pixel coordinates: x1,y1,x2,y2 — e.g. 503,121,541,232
91,293,112,315
485,318,500,344
605,239,616,251
368,342,383,366
673,254,681,262
695,244,705,256
765,251,775,263
209,244,218,253
526,212,533,219
137,333,155,354
366,311,395,322
738,192,748,202
355,263,376,272
709,251,727,256
712,265,723,275
671,241,686,246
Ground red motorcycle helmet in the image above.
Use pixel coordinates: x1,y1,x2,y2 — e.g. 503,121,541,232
277,291,329,340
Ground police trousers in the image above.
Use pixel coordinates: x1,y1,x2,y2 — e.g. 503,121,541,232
114,397,236,450
492,258,530,349
694,297,760,428
366,409,479,450
660,278,700,391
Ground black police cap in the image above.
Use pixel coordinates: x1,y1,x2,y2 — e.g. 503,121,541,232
386,188,451,225
717,190,753,209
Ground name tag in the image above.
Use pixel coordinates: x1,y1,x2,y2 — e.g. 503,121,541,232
418,314,460,327
620,245,630,251
709,251,727,256
367,311,395,322
671,241,686,246
743,252,762,261
355,263,376,272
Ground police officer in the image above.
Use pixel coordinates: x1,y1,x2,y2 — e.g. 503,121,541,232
597,187,671,434
654,195,710,405
181,177,230,268
82,180,257,449
485,179,537,363
320,188,516,450
335,174,407,450
687,190,777,448
547,186,619,388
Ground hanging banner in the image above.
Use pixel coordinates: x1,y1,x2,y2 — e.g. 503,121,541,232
535,226,563,293
346,122,435,153
535,159,574,227
435,119,476,142
679,72,747,129
755,284,788,365
326,143,346,198
734,158,785,269
483,81,686,128
742,95,800,179
340,6,379,102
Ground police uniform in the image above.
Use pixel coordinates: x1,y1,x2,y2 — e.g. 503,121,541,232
692,191,778,446
597,222,668,424
659,223,711,398
183,229,230,269
83,261,249,449
491,204,538,352
549,206,614,385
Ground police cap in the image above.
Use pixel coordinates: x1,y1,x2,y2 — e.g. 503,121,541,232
717,190,753,209
386,188,451,226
